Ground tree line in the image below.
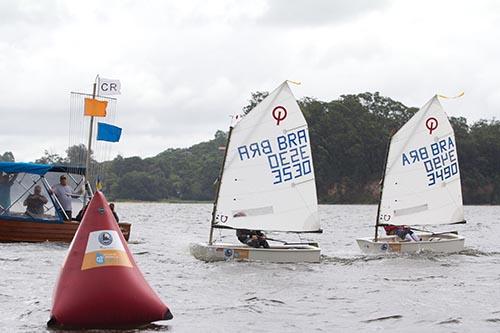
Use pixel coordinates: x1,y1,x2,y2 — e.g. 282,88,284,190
2,92,499,204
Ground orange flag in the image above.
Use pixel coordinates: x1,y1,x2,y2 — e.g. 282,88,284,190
84,98,108,117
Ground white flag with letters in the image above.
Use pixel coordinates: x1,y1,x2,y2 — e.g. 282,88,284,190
98,77,121,96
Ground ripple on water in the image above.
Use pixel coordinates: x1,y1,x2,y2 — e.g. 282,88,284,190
0,257,22,262
244,296,285,305
362,314,403,323
485,318,500,323
438,318,462,325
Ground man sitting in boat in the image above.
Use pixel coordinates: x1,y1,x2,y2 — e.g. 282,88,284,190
383,224,421,242
23,185,48,217
236,229,270,248
233,212,270,248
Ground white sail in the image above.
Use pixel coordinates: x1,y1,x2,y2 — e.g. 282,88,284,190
379,96,464,226
214,82,320,232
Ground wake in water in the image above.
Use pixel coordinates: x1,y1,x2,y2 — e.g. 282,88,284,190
458,248,500,257
321,247,500,265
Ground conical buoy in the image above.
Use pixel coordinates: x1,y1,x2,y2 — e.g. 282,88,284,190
47,191,172,329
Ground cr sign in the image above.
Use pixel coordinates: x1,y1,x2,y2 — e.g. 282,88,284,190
98,78,121,96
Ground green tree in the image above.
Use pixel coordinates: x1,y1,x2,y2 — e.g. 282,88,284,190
0,152,15,162
35,150,64,164
243,91,269,114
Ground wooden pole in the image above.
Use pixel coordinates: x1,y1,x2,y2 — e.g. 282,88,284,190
208,126,234,244
84,79,97,204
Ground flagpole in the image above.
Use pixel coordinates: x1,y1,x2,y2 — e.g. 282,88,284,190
84,75,98,203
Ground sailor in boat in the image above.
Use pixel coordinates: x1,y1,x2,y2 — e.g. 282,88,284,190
236,229,270,248
23,185,48,217
233,211,270,248
383,224,421,242
50,175,82,220
0,172,17,213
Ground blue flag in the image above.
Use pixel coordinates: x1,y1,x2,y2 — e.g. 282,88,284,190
97,122,122,142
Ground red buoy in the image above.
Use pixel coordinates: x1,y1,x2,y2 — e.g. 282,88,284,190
48,191,172,329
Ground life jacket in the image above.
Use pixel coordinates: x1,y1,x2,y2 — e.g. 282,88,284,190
383,225,399,235
236,229,252,242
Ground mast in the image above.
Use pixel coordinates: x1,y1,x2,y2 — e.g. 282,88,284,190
84,76,98,204
208,126,234,244
374,132,392,241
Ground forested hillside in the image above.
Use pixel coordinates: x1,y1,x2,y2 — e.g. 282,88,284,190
3,92,499,204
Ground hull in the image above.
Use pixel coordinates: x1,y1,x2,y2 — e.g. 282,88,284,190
190,242,321,263
356,232,465,254
0,219,131,243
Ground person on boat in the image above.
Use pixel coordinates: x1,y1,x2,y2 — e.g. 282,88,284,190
75,203,89,222
0,172,17,213
233,212,270,248
236,229,270,248
383,224,421,242
109,203,119,223
23,185,48,216
50,175,82,220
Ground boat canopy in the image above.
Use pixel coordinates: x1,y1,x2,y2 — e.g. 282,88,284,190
0,162,85,176
0,162,85,223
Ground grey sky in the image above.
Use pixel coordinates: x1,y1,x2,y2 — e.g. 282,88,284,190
1,0,498,162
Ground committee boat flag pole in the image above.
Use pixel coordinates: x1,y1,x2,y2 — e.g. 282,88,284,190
84,75,99,203
81,74,121,203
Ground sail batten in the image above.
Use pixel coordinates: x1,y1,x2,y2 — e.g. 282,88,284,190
214,82,320,232
379,96,464,226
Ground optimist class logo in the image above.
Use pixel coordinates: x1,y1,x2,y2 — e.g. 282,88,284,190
426,117,438,134
272,106,287,126
98,231,113,246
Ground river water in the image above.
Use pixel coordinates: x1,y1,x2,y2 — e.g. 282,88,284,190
0,204,499,332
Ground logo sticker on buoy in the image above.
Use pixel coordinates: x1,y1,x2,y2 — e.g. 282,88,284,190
81,230,132,270
98,231,113,246
95,252,105,264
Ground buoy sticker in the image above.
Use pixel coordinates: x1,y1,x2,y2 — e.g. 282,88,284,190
81,230,132,270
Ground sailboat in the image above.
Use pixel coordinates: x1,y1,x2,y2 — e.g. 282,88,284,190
357,95,466,254
190,81,322,263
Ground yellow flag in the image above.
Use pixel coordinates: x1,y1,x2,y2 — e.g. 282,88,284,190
95,175,103,191
437,92,464,99
84,98,108,117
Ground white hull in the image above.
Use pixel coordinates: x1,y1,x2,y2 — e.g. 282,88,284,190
356,232,465,254
190,242,321,263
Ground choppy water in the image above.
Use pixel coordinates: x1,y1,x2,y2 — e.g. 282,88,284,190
1,204,499,332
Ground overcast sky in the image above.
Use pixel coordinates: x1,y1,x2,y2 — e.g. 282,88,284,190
1,0,499,162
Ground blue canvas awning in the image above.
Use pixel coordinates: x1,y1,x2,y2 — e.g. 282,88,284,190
0,162,85,176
